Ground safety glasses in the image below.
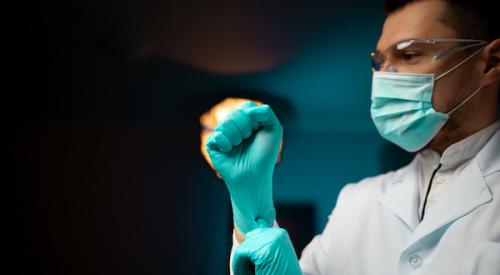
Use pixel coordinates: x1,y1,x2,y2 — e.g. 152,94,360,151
371,38,489,72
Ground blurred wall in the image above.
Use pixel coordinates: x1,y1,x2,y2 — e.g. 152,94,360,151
11,0,420,274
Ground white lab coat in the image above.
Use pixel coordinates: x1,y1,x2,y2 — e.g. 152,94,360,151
299,128,500,275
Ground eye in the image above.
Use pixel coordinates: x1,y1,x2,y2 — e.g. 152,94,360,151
402,51,422,64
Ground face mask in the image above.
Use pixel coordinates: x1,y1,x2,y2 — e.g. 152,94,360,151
370,48,484,152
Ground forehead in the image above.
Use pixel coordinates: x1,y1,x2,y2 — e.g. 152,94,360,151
376,0,456,51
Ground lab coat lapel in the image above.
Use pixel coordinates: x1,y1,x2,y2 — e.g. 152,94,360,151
377,159,421,232
405,157,493,250
476,129,500,178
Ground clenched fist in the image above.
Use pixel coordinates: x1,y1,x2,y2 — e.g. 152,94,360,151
206,101,283,234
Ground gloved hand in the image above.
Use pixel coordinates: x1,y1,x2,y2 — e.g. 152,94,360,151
206,101,283,234
232,227,303,275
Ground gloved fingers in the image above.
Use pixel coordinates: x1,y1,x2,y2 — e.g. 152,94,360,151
236,227,303,275
244,227,286,248
206,131,232,152
239,101,260,130
215,119,242,146
227,109,253,139
232,244,254,275
243,105,282,131
244,227,268,240
240,100,257,109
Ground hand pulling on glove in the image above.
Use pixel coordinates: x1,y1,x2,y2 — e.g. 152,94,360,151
232,227,303,275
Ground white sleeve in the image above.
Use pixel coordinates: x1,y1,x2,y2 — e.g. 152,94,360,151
229,231,240,275
299,184,355,275
299,208,337,275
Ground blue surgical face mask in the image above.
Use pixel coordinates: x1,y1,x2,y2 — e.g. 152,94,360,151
370,48,484,152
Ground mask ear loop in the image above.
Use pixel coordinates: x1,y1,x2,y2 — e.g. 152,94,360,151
433,47,485,115
446,86,483,116
435,47,484,81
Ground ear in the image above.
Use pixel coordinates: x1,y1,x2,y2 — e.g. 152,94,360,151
480,38,500,87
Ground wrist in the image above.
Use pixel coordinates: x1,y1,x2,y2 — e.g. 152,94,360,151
231,196,276,234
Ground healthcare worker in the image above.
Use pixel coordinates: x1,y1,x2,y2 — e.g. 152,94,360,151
205,0,500,274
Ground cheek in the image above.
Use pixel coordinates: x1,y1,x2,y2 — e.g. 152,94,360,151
432,79,458,112
432,69,478,113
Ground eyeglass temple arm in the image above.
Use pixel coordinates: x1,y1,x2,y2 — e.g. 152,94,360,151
433,41,488,61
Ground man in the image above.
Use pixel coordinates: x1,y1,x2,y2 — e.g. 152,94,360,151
206,0,500,274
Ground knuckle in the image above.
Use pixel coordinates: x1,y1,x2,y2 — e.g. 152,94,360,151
214,121,224,131
274,228,288,240
216,121,229,133
227,117,240,129
227,109,240,120
213,130,222,138
261,104,271,112
214,132,227,144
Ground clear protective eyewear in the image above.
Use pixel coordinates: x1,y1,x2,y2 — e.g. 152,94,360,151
370,38,489,73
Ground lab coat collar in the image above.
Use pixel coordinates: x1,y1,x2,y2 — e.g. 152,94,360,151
439,119,500,170
377,125,499,249
404,157,492,250
403,127,499,251
476,126,500,178
417,119,500,171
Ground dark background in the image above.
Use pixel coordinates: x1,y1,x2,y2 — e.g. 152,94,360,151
10,0,415,274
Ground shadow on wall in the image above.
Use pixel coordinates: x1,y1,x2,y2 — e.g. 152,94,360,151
11,0,404,274
378,142,415,173
13,81,298,275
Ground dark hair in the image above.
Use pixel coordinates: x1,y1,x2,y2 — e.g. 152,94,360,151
384,0,499,41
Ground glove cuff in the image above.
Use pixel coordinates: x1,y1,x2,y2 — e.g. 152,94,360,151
230,196,276,234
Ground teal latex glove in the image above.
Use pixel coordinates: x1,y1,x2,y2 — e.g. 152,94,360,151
232,227,303,275
206,102,283,234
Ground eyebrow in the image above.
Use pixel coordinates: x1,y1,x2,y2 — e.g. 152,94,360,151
375,38,408,53
375,38,428,52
